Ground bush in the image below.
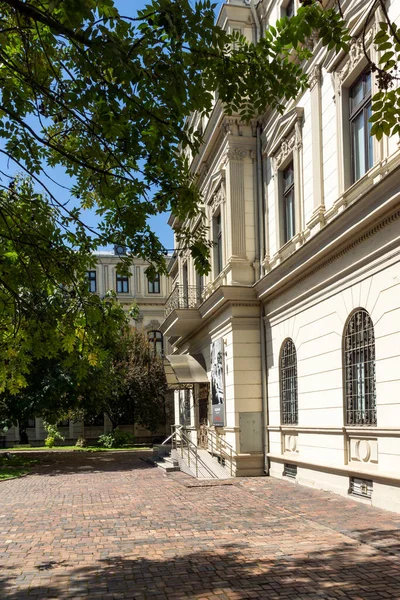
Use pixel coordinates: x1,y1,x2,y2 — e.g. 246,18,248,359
75,436,87,448
97,429,135,448
43,422,65,448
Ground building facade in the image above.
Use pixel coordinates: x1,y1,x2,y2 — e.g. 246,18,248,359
4,249,172,447
161,0,400,511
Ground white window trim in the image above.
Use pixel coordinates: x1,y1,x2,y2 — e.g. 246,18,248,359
266,107,304,255
335,28,381,194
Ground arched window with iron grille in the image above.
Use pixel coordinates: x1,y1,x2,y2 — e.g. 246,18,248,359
280,339,298,425
344,309,377,425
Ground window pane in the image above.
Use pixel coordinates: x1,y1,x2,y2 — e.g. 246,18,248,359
350,78,364,110
352,112,366,181
283,164,294,192
367,102,373,170
284,189,295,243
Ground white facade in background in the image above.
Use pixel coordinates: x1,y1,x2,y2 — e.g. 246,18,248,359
161,0,400,511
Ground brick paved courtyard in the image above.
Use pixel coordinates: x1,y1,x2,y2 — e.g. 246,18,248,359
2,451,400,599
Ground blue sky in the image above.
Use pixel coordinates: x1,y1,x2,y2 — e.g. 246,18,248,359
0,0,225,251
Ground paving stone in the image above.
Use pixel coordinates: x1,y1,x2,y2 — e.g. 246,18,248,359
1,451,400,598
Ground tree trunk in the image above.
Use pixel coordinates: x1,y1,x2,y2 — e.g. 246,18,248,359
18,420,29,444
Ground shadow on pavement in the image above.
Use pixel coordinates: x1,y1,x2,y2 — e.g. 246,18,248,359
1,450,156,478
2,529,400,599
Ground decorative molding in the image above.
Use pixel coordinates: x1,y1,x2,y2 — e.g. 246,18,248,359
336,26,375,92
309,64,321,90
144,319,161,331
273,131,296,172
225,148,248,162
304,209,400,281
209,184,226,214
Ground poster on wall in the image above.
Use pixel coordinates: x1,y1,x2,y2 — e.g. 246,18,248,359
211,337,225,426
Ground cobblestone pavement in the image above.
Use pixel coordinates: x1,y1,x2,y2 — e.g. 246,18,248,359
2,451,400,600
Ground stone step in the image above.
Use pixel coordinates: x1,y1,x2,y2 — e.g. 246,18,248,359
152,456,180,472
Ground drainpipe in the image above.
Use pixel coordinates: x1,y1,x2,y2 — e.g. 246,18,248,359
249,0,261,43
250,0,268,475
260,303,269,475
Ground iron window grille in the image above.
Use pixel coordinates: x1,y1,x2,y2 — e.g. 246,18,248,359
86,270,96,293
116,274,129,293
283,463,297,479
148,273,160,294
282,161,295,244
344,309,377,426
280,339,298,425
349,70,373,183
349,477,373,499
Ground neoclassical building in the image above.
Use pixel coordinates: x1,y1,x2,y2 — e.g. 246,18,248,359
4,248,172,447
161,0,400,512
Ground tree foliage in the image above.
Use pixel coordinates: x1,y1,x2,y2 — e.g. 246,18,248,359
78,329,168,433
0,0,350,273
0,178,129,395
0,0,398,391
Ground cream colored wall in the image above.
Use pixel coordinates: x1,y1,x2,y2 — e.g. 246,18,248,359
266,238,400,508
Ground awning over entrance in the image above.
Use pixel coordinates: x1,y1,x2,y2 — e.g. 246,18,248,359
163,354,209,389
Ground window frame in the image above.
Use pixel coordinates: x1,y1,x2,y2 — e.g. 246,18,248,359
147,330,164,357
349,70,373,183
86,270,97,293
116,273,129,294
281,161,296,244
280,338,298,426
213,212,223,276
343,308,377,426
148,273,160,294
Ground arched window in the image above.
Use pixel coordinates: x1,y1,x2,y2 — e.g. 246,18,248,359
344,309,377,425
280,339,298,425
147,330,164,357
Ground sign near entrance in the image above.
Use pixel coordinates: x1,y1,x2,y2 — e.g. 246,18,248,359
211,337,225,426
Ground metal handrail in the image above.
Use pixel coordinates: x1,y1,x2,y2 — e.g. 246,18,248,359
199,425,237,477
167,424,217,478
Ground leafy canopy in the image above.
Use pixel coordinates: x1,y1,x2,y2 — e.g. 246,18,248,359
0,0,350,275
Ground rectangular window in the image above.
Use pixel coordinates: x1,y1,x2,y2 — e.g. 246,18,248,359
282,0,295,18
116,274,129,293
148,273,160,294
214,213,223,275
86,270,96,293
282,161,295,244
27,418,35,428
350,71,373,183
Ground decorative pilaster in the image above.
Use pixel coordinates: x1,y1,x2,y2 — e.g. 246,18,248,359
226,149,247,259
309,64,325,231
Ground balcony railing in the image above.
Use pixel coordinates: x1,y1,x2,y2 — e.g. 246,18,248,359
164,285,201,318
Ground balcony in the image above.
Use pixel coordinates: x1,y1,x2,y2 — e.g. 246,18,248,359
161,285,202,338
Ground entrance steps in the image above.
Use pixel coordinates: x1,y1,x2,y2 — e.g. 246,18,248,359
151,444,232,479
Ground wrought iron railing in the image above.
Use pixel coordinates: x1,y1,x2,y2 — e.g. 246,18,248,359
198,425,237,477
164,285,201,318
